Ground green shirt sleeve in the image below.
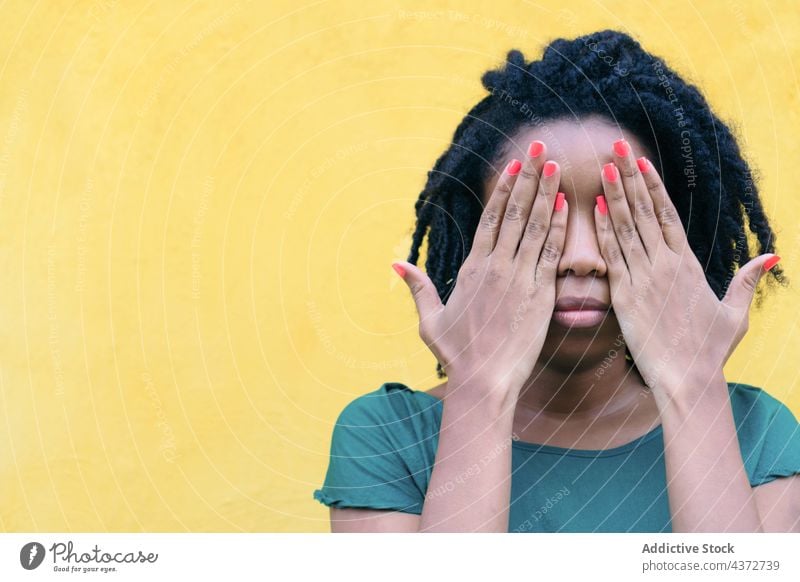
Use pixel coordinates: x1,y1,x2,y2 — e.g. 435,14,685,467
730,383,800,486
313,384,435,514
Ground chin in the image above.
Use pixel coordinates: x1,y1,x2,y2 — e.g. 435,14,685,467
542,320,622,360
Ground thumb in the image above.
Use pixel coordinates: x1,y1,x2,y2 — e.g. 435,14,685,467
392,261,443,322
722,253,780,310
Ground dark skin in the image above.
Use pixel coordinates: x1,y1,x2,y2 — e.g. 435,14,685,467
425,115,660,450
331,115,797,532
332,115,797,532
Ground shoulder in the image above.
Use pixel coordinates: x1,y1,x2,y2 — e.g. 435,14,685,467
331,382,443,449
726,381,800,486
727,381,798,426
315,383,441,513
336,382,441,425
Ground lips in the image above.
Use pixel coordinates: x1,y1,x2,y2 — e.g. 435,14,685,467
554,296,610,311
552,296,611,328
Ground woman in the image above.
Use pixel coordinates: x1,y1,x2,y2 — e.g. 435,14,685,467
313,30,800,532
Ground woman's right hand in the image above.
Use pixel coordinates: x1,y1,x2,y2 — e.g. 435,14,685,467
393,141,567,399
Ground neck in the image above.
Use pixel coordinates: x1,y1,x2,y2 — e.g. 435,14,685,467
515,351,647,418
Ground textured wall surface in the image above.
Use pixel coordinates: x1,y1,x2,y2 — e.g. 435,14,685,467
0,0,798,532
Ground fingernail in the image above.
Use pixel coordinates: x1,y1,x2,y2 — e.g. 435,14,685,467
506,159,522,175
613,139,629,157
528,140,545,158
392,263,406,278
543,160,558,177
636,156,649,173
555,191,565,211
603,163,618,183
595,195,608,215
763,255,781,271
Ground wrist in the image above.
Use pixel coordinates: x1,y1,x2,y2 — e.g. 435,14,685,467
655,366,727,419
444,373,520,415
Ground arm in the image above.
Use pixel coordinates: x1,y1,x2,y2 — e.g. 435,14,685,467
591,143,793,532
330,507,421,533
329,380,518,533
659,368,764,531
343,140,565,533
660,367,800,532
418,381,517,532
753,475,800,532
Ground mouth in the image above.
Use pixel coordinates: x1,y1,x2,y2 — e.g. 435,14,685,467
552,296,611,328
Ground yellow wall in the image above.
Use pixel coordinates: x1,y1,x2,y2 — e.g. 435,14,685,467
0,0,798,532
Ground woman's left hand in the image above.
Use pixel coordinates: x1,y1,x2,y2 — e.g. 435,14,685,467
593,139,780,409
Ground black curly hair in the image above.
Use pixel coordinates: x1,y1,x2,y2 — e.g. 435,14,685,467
406,29,788,379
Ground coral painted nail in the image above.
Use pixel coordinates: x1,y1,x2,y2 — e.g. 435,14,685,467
543,161,558,177
528,140,545,158
613,139,629,157
603,163,618,182
636,157,649,173
596,195,608,215
763,255,781,271
392,263,406,278
507,159,522,175
555,192,565,211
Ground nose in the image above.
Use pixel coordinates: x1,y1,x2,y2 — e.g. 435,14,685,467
557,201,607,278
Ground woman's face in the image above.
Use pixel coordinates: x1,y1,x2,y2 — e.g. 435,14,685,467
481,115,657,366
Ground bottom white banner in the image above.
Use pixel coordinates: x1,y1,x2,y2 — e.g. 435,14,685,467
1,533,797,581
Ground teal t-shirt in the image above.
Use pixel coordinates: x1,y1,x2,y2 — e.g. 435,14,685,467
313,381,800,532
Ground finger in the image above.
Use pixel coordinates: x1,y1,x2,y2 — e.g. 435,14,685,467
470,159,522,257
494,140,547,258
516,160,561,266
612,139,664,261
532,192,568,287
600,161,649,276
721,254,781,311
594,194,631,285
391,261,444,325
637,156,688,254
